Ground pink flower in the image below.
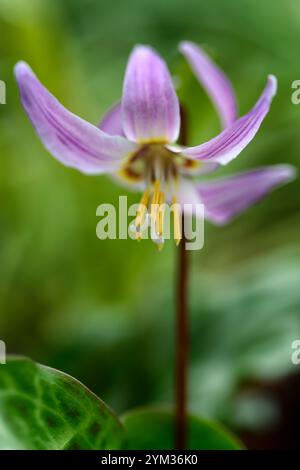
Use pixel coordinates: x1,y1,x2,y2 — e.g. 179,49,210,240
15,42,296,244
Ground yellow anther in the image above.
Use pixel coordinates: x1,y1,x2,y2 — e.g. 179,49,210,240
135,188,150,239
172,196,182,246
157,191,165,236
150,180,161,231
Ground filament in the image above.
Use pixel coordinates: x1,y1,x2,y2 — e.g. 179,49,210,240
135,187,150,239
172,196,182,246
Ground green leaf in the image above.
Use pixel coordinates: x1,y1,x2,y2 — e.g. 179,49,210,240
0,357,124,450
122,408,243,450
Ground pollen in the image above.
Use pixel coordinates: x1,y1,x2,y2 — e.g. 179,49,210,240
135,187,150,240
157,191,165,237
172,196,182,246
129,144,184,249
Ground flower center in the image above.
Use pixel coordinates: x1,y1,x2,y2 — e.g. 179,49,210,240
121,144,183,249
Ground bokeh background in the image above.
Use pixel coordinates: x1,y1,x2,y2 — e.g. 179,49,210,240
0,0,300,449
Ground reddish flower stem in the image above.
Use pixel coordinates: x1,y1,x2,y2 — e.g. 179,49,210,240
175,219,189,449
175,105,189,449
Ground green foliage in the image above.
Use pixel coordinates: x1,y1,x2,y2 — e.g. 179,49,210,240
0,357,123,450
0,0,300,442
0,357,241,450
122,408,243,450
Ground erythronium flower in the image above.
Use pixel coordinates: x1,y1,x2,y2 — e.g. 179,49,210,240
14,42,296,248
14,43,297,451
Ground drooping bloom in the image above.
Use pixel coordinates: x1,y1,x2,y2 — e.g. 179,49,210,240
15,42,295,246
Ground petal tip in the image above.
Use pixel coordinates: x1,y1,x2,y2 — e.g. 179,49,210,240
178,40,192,52
179,40,202,50
179,41,204,58
131,44,156,58
14,61,32,80
277,164,297,181
266,74,277,98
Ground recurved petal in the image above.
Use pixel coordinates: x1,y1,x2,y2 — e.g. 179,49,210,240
179,41,237,128
195,165,296,225
15,62,137,174
122,45,180,143
183,75,277,165
98,102,124,136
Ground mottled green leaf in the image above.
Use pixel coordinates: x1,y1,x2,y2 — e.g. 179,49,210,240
0,357,124,450
122,408,243,450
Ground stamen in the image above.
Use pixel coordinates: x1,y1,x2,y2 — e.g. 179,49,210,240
152,180,160,204
150,179,161,233
128,143,185,250
157,191,165,236
153,235,165,251
172,196,182,246
135,187,150,240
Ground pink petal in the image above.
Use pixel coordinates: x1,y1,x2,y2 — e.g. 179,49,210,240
122,45,180,143
183,75,277,165
180,41,237,128
195,165,296,225
98,102,124,136
15,62,137,174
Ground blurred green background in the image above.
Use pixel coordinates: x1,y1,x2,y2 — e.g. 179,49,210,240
1,0,300,449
